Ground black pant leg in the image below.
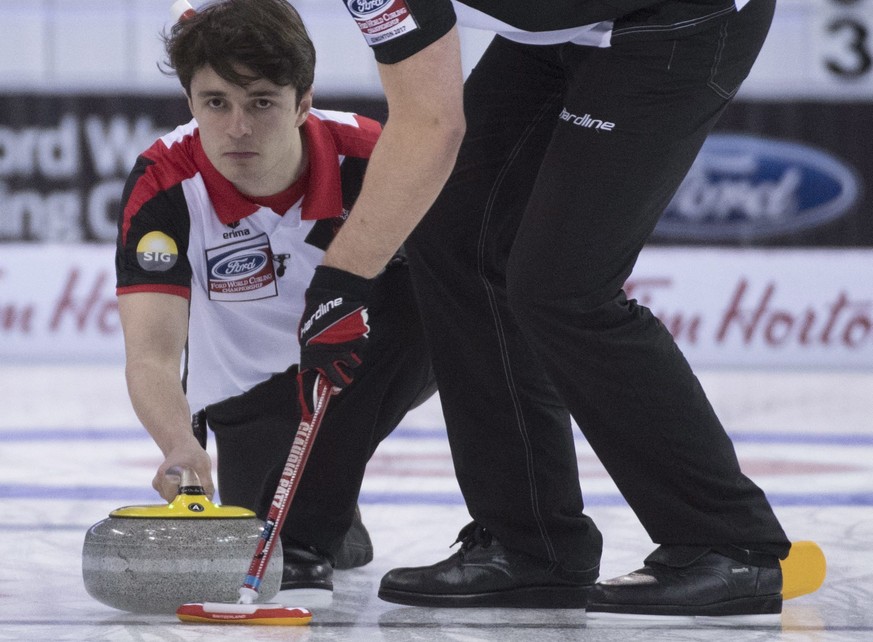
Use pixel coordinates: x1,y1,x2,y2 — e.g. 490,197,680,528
506,0,789,554
407,37,603,570
409,0,788,564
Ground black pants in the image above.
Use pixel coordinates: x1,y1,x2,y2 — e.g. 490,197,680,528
204,259,435,558
406,0,789,570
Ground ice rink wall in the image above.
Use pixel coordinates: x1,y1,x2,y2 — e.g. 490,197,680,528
1,0,872,368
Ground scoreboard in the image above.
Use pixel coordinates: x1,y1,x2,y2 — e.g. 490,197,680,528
741,0,873,99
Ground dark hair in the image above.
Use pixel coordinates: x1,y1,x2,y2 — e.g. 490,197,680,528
162,0,316,103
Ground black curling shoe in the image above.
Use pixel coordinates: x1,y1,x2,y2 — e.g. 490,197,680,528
586,546,782,625
378,522,600,608
277,543,333,607
280,543,333,591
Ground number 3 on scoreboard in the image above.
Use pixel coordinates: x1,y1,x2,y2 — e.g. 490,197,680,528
825,15,872,78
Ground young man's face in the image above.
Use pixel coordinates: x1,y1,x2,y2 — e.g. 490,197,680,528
188,65,312,196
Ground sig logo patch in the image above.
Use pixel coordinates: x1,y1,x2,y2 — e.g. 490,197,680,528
655,134,861,241
345,0,419,46
136,231,178,271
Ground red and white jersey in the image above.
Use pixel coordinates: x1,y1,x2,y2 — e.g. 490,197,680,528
116,108,380,412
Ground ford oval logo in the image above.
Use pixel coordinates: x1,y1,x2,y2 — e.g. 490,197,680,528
654,134,861,241
346,0,392,19
211,251,268,279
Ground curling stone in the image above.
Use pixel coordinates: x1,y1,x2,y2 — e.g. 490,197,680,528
82,468,282,614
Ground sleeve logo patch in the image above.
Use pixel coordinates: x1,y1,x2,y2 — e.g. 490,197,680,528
345,0,419,46
136,231,179,272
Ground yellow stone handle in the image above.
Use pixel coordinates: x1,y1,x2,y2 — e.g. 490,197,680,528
109,467,256,519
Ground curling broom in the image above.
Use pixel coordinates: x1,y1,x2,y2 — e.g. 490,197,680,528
177,373,334,625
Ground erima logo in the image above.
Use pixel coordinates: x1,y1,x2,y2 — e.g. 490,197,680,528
223,227,250,240
559,108,615,132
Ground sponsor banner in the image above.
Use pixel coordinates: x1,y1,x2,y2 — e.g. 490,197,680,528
629,248,873,369
0,94,383,245
651,101,873,246
1,244,121,362
2,244,872,368
0,94,190,243
657,134,862,242
1,94,870,247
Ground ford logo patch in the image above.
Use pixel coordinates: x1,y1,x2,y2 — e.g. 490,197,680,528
655,134,861,241
346,0,392,19
211,251,269,279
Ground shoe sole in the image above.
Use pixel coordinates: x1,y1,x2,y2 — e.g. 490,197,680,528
378,585,591,608
586,612,781,627
586,594,781,625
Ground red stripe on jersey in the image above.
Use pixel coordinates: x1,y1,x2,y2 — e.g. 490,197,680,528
299,114,381,220
321,115,382,159
116,283,191,300
121,128,199,245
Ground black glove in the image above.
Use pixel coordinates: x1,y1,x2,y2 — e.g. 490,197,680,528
299,265,374,389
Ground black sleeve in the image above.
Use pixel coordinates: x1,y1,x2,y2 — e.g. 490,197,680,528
304,155,369,251
341,0,457,64
115,155,192,292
